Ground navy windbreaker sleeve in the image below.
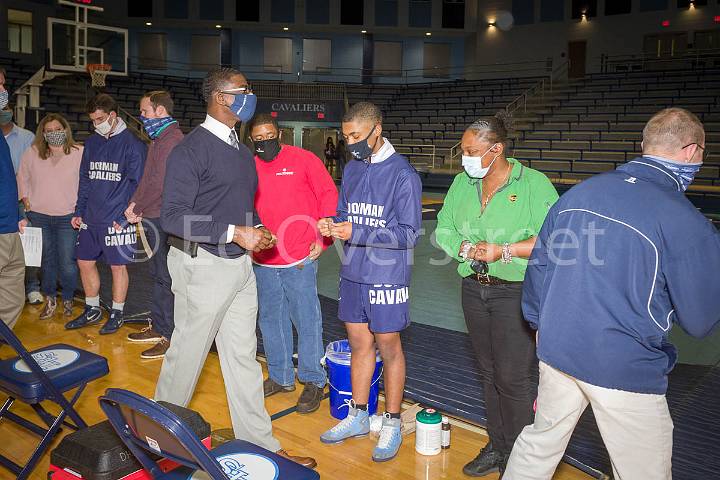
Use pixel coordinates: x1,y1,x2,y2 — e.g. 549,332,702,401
74,145,91,218
161,145,231,244
349,171,422,249
334,174,349,223
664,221,720,338
522,206,556,330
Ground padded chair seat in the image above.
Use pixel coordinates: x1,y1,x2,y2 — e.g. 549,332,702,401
0,344,109,403
165,440,320,480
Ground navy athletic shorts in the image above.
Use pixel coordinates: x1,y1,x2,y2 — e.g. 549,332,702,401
338,279,411,333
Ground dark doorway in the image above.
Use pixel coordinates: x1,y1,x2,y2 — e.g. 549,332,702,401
568,40,587,78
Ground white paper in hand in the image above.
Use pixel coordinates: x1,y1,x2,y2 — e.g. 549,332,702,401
20,227,42,267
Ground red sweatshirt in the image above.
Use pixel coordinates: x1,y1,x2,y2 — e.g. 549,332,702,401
253,145,338,266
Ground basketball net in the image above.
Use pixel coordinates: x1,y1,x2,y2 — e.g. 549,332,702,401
87,63,111,87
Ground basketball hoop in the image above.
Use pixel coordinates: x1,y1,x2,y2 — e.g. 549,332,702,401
87,63,111,87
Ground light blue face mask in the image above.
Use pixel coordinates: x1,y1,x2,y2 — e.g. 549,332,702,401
462,143,499,179
648,156,703,192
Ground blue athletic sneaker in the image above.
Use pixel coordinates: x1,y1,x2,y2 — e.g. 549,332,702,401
320,402,370,444
100,309,125,335
372,414,402,462
65,306,103,330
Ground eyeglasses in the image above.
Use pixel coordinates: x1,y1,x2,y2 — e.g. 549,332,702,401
220,84,253,95
682,142,707,161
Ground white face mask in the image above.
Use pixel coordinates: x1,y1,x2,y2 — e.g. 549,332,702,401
94,115,114,136
462,143,500,179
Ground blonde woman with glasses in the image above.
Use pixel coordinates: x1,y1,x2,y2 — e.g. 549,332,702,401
17,113,83,319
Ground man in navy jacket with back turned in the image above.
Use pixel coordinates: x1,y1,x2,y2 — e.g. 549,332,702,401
505,108,720,480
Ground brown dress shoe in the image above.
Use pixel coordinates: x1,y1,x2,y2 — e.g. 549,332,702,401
275,449,317,469
140,338,170,359
127,325,163,343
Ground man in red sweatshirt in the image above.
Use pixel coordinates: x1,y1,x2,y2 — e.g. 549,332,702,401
249,113,338,413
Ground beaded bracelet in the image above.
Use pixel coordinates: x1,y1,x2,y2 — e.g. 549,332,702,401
501,243,512,264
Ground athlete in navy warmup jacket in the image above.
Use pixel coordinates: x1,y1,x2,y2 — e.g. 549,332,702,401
66,94,146,335
318,102,422,463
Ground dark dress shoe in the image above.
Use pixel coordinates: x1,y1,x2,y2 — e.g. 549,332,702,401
263,378,295,397
463,442,504,477
276,449,317,469
296,383,324,414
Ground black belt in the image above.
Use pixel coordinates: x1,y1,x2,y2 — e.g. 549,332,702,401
465,274,522,286
168,235,198,258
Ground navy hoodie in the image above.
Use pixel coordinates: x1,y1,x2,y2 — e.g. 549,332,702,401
75,126,147,227
336,151,422,285
524,157,720,394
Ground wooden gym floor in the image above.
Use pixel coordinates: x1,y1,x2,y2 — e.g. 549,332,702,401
0,302,593,479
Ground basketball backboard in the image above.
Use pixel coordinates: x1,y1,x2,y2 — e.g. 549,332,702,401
47,0,128,76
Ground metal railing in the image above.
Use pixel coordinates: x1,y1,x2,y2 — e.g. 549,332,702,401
394,143,437,169
117,104,150,142
447,61,569,168
126,56,554,84
598,48,720,73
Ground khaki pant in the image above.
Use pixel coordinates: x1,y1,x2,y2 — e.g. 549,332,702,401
0,233,25,330
155,247,280,452
505,362,673,480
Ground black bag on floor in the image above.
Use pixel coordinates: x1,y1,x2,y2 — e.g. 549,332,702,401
49,402,211,480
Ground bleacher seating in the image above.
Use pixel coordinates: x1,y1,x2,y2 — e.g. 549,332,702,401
3,56,717,186
346,77,544,167
510,69,720,185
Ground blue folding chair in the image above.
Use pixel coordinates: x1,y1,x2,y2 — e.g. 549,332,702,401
0,320,109,479
99,388,320,479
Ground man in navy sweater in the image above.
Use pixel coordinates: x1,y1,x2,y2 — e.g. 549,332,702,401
155,68,315,469
318,102,422,462
66,94,147,334
0,83,24,330
505,108,720,479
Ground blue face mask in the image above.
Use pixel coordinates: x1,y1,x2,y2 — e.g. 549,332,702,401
0,91,8,110
139,115,176,139
649,156,703,192
225,92,257,123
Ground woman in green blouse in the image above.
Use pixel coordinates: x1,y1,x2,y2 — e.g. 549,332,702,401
435,112,558,477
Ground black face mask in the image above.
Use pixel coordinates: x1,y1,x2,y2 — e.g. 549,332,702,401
254,138,281,162
348,126,378,161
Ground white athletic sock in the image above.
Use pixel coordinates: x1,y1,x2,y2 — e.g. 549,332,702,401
112,301,125,312
85,296,100,308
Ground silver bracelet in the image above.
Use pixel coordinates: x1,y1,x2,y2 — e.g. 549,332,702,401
501,243,512,264
459,241,472,261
